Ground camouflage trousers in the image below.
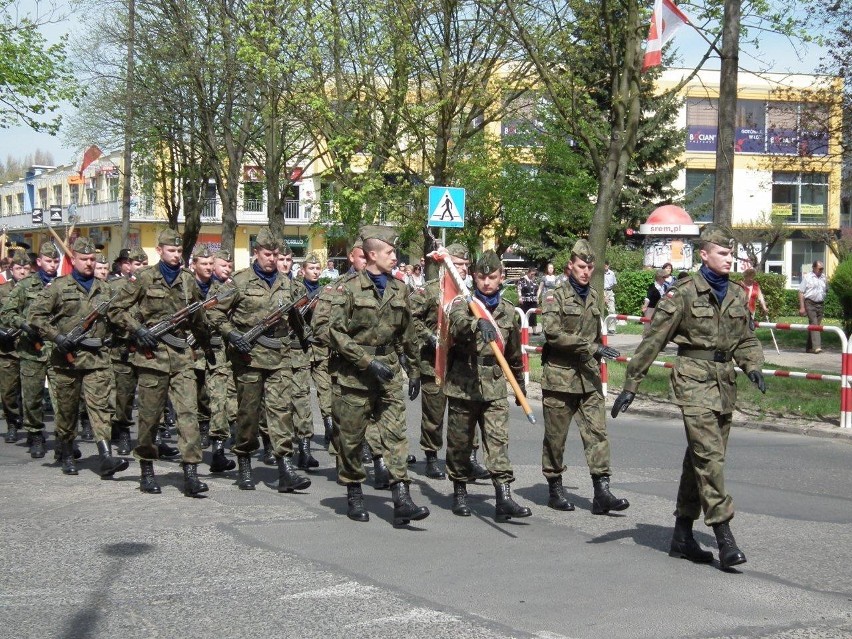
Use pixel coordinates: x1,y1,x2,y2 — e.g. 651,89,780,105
326,377,382,459
195,368,211,424
207,360,237,441
419,375,480,454
20,358,57,434
333,383,411,486
134,367,202,464
110,360,137,430
232,363,294,458
52,367,112,444
541,389,611,478
287,364,315,441
446,397,514,486
676,407,735,526
311,355,332,419
0,355,21,425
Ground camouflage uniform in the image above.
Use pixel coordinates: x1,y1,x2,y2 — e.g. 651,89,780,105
287,275,316,444
0,269,23,436
205,268,238,444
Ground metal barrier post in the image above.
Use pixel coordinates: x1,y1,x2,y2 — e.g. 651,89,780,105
516,307,530,386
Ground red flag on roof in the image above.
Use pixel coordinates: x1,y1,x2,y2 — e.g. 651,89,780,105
79,145,103,176
642,0,690,72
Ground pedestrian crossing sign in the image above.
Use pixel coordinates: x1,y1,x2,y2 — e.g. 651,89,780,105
428,186,465,229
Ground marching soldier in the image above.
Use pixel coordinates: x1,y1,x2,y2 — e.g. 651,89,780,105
206,228,310,493
444,250,530,521
27,237,130,478
539,240,628,514
329,225,428,525
612,224,765,569
94,252,110,281
0,251,30,443
108,229,211,497
0,241,61,458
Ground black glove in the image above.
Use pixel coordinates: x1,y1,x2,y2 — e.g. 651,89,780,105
227,331,253,354
20,323,40,341
54,334,75,355
748,370,766,394
610,390,635,418
398,353,409,373
367,359,394,383
515,380,527,406
204,349,217,366
477,318,498,344
408,377,421,400
133,326,159,350
427,334,438,350
595,345,621,361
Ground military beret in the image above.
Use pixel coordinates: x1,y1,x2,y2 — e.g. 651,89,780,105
699,223,735,249
214,250,233,262
570,239,595,263
474,250,502,275
94,252,109,265
359,225,399,247
192,244,213,259
254,227,279,251
445,243,470,261
129,247,148,262
157,228,182,247
115,248,131,261
5,241,30,251
350,238,363,250
279,242,293,256
9,250,30,267
38,242,60,259
72,237,97,255
303,251,322,264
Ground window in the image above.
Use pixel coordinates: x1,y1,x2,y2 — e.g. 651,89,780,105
38,188,48,208
52,184,63,206
684,169,715,222
735,99,766,153
243,182,264,212
790,240,825,286
686,97,718,126
501,92,545,147
70,184,80,205
771,172,828,224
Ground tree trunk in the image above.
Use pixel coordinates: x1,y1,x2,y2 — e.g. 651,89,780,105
713,0,740,228
120,0,135,248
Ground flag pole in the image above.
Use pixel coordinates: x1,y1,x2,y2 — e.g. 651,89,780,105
429,248,536,424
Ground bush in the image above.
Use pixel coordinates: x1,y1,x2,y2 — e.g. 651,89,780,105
605,246,645,274
614,269,655,316
730,272,787,319
502,284,519,306
829,258,852,334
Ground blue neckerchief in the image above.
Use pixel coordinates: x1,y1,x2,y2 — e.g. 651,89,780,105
252,261,277,287
197,278,211,298
474,288,500,310
212,274,225,284
569,275,589,302
159,261,182,286
71,269,94,293
367,271,388,297
700,264,729,304
303,279,320,295
38,270,55,287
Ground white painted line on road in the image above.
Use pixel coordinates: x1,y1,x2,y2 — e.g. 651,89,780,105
282,580,378,599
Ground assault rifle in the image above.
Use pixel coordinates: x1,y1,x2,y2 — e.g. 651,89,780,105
63,291,121,364
235,288,320,356
0,327,21,349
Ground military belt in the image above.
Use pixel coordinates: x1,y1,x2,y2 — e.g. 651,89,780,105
361,344,391,355
677,347,732,363
469,355,497,366
210,336,223,347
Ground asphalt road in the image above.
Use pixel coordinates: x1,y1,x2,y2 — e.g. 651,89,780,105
2,398,851,639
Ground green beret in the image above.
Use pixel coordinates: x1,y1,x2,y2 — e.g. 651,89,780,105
571,239,595,264
95,252,108,265
279,242,293,256
38,242,60,259
350,238,363,251
445,243,469,261
254,228,279,251
474,250,502,275
157,228,182,247
699,223,735,249
192,244,213,259
214,250,233,262
72,237,97,255
9,250,30,267
359,225,399,247
303,251,321,264
129,247,148,262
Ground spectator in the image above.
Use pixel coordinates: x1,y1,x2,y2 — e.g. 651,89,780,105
661,262,675,289
557,262,571,285
537,262,559,303
408,263,425,288
320,259,340,280
742,268,768,322
517,267,539,334
798,259,827,353
641,269,668,335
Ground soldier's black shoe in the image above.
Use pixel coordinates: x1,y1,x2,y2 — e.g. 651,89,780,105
60,441,78,476
547,476,575,511
323,416,334,447
80,415,94,442
392,482,429,526
469,449,490,481
424,451,446,480
97,441,129,478
4,418,19,443
360,441,372,464
495,483,531,522
139,461,161,494
296,437,319,470
157,441,180,459
260,432,276,466
30,432,46,459
55,442,81,461
591,475,629,514
452,481,471,517
236,455,255,490
182,463,209,497
210,440,235,473
116,428,132,456
277,455,311,493
669,517,713,563
347,483,369,522
406,454,416,465
713,521,747,569
372,455,390,490
199,421,210,449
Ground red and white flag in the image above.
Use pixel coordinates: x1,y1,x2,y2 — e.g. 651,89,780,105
79,145,103,176
642,0,690,72
434,264,461,386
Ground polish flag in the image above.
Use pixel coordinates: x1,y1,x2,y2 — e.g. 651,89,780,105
642,0,690,72
79,145,103,176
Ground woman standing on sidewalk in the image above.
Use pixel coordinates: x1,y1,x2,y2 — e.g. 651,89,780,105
742,268,768,323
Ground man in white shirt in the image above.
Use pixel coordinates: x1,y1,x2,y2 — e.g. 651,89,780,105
798,260,827,353
320,259,340,280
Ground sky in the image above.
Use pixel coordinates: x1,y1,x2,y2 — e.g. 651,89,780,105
0,0,835,171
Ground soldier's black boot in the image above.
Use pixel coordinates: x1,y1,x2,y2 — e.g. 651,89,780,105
424,450,446,480
372,455,390,490
591,474,630,515
547,476,575,511
80,412,94,442
97,440,130,478
155,428,179,459
277,455,311,493
323,416,334,447
60,440,78,476
495,483,531,522
182,463,209,497
199,421,210,449
236,455,255,490
669,517,713,563
139,460,161,494
713,521,747,569
116,427,132,456
469,449,490,481
210,440,235,473
296,437,319,470
347,483,369,522
360,441,373,464
392,482,430,526
260,431,276,466
452,481,471,517
4,417,20,443
29,431,46,459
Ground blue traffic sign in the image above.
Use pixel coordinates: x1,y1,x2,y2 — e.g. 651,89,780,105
428,186,465,229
